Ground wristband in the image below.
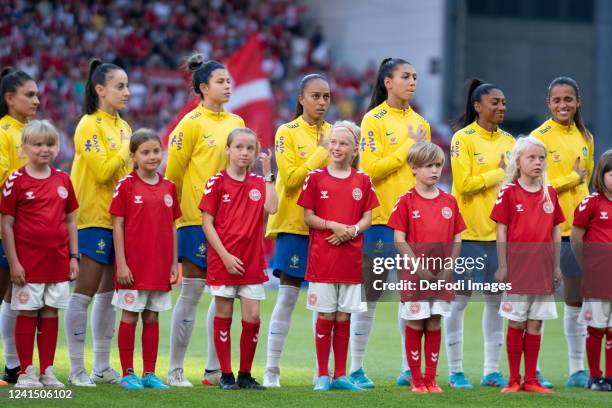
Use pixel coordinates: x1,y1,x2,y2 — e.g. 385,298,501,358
70,253,81,261
353,224,360,237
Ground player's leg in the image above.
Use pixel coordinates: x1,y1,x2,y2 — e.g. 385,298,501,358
237,289,265,390
117,308,140,389
423,305,445,393
140,308,168,389
580,299,611,391
396,302,411,386
522,319,552,393
501,318,525,393
1,273,18,384
12,283,43,388
91,263,119,383
405,314,426,393
213,291,238,390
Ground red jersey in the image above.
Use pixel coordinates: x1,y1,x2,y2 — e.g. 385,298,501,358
388,188,466,301
490,182,565,294
199,171,268,285
298,168,379,284
109,171,181,291
0,167,78,283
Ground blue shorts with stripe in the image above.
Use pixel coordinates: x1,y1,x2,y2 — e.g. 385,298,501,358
178,225,207,269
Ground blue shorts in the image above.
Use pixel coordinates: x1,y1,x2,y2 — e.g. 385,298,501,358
561,237,582,278
0,241,8,269
363,225,396,259
454,240,497,284
178,226,207,269
78,228,114,265
272,233,308,279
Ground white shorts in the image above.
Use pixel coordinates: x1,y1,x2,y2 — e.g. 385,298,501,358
499,293,558,322
306,283,367,314
400,299,451,320
579,299,612,328
112,290,172,312
11,282,70,311
209,284,265,300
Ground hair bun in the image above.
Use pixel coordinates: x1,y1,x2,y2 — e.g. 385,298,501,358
186,54,205,72
0,67,14,80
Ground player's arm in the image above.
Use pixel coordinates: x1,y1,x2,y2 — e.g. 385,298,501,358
75,122,130,184
451,135,504,195
260,149,278,214
170,224,178,284
0,214,24,285
112,216,133,287
202,212,244,275
347,209,372,239
165,121,196,199
66,211,79,281
276,129,327,189
552,224,562,288
360,117,410,182
494,223,508,283
569,226,585,270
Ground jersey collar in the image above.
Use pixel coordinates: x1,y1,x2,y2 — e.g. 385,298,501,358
472,121,502,140
382,101,413,117
297,115,329,137
198,104,229,121
547,118,576,134
1,114,26,131
95,109,122,124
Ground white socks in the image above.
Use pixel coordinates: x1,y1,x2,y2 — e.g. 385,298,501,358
444,294,469,373
91,291,116,374
0,301,19,369
205,297,220,371
169,278,205,371
398,303,408,372
564,304,586,374
349,301,377,374
65,293,92,376
482,293,504,375
265,285,299,370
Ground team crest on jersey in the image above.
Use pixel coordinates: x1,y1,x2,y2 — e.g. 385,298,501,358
123,292,136,305
515,204,524,212
18,290,29,305
543,202,554,214
441,206,452,219
409,303,421,315
164,194,173,207
197,243,206,258
308,293,317,306
57,186,68,199
582,146,588,158
289,254,300,269
506,151,511,161
352,188,363,201
249,189,262,202
96,117,102,124
412,210,421,219
601,212,609,220
476,155,485,165
96,239,106,254
207,138,216,147
552,152,561,162
502,302,513,313
134,195,143,204
320,190,329,199
25,191,35,200
222,193,231,203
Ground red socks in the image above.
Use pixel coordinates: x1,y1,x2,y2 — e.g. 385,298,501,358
214,316,232,374
332,320,350,378
15,315,37,373
314,319,350,378
506,326,524,383
424,328,441,383
523,333,541,383
37,317,58,373
118,321,137,376
142,322,159,374
606,330,612,378
239,320,260,373
586,326,605,378
315,318,334,377
405,326,424,383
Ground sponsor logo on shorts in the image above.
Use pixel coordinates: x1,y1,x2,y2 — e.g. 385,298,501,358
289,254,300,269
18,291,29,305
164,194,173,207
308,293,317,306
352,188,363,201
441,206,452,219
584,310,592,321
57,186,68,199
96,239,106,254
196,243,206,258
249,189,262,201
409,303,420,314
123,292,136,305
502,302,513,313
543,202,554,214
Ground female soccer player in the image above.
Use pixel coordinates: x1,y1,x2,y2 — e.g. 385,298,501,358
388,142,465,393
491,136,563,394
572,149,612,391
0,67,39,385
299,121,378,392
355,58,430,388
1,120,79,388
200,128,277,390
165,54,245,387
263,74,332,387
531,77,595,388
447,79,515,388
110,129,181,390
65,59,131,387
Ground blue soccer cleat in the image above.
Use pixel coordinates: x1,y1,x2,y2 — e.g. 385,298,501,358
448,372,474,389
314,375,331,391
480,371,508,387
566,370,588,388
537,371,554,389
396,370,412,386
119,372,144,390
348,368,375,388
330,376,366,392
141,373,170,389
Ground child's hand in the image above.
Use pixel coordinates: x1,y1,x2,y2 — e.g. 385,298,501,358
170,263,178,285
69,258,79,281
318,132,330,149
573,157,586,183
9,263,26,285
117,264,134,287
408,124,426,143
222,253,244,275
326,221,352,245
494,267,507,283
553,267,562,289
259,149,273,176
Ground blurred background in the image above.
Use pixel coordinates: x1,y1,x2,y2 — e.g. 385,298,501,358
1,0,611,189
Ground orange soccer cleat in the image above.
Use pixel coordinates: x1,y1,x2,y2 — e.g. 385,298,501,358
522,381,553,394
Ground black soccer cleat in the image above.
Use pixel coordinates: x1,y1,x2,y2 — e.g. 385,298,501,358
588,377,611,391
219,372,239,390
237,372,266,390
3,366,19,384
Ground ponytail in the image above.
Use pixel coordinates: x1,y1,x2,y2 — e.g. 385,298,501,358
84,58,123,115
451,78,500,132
367,58,410,111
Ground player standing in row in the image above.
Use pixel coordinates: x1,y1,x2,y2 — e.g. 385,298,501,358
65,59,132,386
263,74,332,387
388,142,466,393
447,79,516,388
165,54,245,387
354,58,430,388
531,77,594,388
0,68,39,385
572,150,612,391
491,137,563,394
1,120,79,388
200,128,277,390
299,121,378,392
110,130,181,390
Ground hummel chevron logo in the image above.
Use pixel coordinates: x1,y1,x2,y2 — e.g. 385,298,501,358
317,334,325,339
410,351,419,361
204,188,212,195
431,352,439,362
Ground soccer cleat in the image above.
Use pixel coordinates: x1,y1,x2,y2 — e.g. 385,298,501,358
425,379,443,393
263,367,281,388
40,366,65,388
167,368,193,387
3,365,20,384
537,371,554,389
142,373,170,389
396,370,412,386
588,377,611,391
201,368,222,386
448,372,474,389
566,370,588,388
15,365,44,389
410,377,428,393
330,376,366,392
348,368,375,388
314,375,331,392
237,372,265,390
119,371,144,390
501,378,521,393
91,367,121,384
480,371,508,387
0,379,7,387
68,369,96,387
523,381,553,393
219,372,239,390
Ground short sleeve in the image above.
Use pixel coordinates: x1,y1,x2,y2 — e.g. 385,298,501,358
297,172,318,210
199,175,222,216
361,175,380,212
551,189,566,226
453,199,467,235
387,195,409,233
171,183,182,220
64,177,79,214
0,174,19,216
109,178,128,217
573,195,594,228
490,186,511,225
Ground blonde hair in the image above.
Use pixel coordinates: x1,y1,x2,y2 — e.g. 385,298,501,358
593,149,612,194
331,120,360,169
21,119,59,146
407,141,445,168
502,136,551,203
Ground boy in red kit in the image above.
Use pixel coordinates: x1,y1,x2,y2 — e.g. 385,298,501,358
491,137,564,394
298,121,379,392
572,149,612,391
200,128,278,390
110,129,180,390
0,120,78,388
388,142,465,393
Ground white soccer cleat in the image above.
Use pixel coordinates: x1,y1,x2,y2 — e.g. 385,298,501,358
40,366,65,388
167,368,193,387
201,369,221,386
68,369,96,387
91,367,121,384
15,365,44,388
263,367,281,388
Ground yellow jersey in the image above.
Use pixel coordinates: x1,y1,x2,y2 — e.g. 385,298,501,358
165,104,245,228
266,116,331,239
359,101,431,225
70,110,132,229
450,121,515,241
0,114,27,185
531,118,594,236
